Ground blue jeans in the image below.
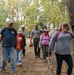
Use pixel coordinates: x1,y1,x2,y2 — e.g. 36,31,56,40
16,50,22,65
55,53,73,75
1,47,16,72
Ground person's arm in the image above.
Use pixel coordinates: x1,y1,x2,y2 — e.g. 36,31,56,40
30,31,33,43
30,35,33,43
39,34,43,48
0,28,5,42
39,34,43,44
70,32,74,37
23,31,26,37
48,32,57,55
14,29,17,48
0,34,2,43
70,24,74,37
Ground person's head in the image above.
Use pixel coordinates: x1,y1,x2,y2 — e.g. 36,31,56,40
55,27,58,31
18,29,22,35
59,22,69,32
35,25,38,30
21,25,25,31
8,20,13,28
43,28,49,34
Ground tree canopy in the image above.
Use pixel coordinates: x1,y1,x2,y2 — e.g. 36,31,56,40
0,0,69,33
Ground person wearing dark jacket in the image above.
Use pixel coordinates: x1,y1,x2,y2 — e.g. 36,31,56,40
20,25,27,56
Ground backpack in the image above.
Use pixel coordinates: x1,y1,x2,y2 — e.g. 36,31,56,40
1,27,16,36
56,30,71,39
1,27,6,35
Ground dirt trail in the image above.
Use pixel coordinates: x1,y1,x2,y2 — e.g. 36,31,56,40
0,38,74,75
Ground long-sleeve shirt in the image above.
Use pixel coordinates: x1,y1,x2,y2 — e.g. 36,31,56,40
39,33,50,46
49,31,74,55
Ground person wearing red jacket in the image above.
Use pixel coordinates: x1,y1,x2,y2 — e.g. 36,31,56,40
15,30,23,67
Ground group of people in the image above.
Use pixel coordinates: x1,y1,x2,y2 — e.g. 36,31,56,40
0,19,74,75
0,20,26,73
30,25,51,61
30,22,74,75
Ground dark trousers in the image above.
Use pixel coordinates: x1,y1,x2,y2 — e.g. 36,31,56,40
22,36,26,56
33,38,40,57
55,53,73,75
22,48,25,56
42,45,48,60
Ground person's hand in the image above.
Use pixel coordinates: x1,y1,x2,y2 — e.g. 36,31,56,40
29,43,33,47
30,40,32,43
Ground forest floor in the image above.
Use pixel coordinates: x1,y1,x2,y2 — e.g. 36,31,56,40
0,38,74,75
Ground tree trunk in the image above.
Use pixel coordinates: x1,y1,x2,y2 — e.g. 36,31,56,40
66,0,74,24
66,0,74,54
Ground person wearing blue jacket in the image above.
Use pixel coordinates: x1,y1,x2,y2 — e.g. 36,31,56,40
48,22,74,75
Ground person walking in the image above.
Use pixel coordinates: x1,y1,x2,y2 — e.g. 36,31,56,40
39,28,50,62
15,30,23,67
30,25,41,58
20,25,27,56
48,22,74,75
0,19,17,73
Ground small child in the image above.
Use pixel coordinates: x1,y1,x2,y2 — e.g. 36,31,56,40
39,28,50,62
15,30,23,67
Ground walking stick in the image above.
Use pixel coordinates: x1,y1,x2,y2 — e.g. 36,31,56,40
47,54,53,73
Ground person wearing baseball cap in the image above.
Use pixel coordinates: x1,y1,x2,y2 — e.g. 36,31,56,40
0,19,17,73
48,22,74,75
7,20,13,28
